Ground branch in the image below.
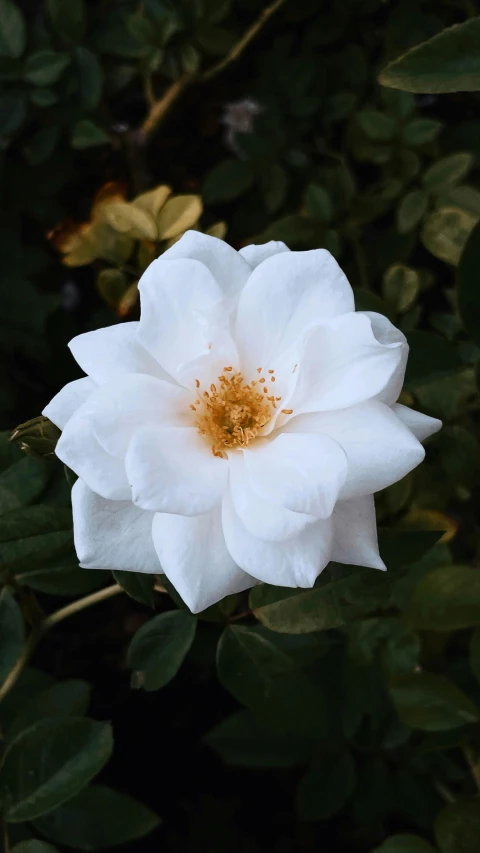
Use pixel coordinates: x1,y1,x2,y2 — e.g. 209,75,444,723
0,584,123,705
141,0,288,139
201,0,288,83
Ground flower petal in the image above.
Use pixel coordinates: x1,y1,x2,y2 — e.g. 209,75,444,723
235,248,354,376
285,312,406,417
82,374,190,458
69,321,170,385
222,490,333,587
364,312,408,405
283,401,425,500
330,495,385,570
152,507,254,613
243,432,347,518
162,230,251,302
126,426,228,515
43,377,96,430
239,240,290,270
138,257,239,389
72,479,160,573
228,451,316,541
56,410,130,501
394,403,442,442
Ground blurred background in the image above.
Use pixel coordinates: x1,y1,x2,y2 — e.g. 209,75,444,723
2,1,480,852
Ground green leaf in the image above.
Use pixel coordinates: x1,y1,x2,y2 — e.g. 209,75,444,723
0,0,25,59
379,18,480,93
12,842,59,853
24,51,70,86
30,88,57,108
0,456,48,514
390,672,479,731
126,610,196,691
0,718,113,822
113,571,155,608
470,628,480,686
71,120,110,150
0,588,24,685
204,709,313,767
203,158,254,203
305,184,333,222
74,47,104,110
0,505,72,543
458,220,480,347
261,163,288,213
0,91,25,134
26,127,59,165
402,119,443,146
357,109,396,141
296,751,355,822
435,797,480,853
15,563,105,597
7,680,92,743
422,206,478,265
407,565,480,631
33,785,161,851
47,0,85,42
422,153,474,192
405,331,463,383
217,626,326,736
396,190,428,234
370,836,437,853
383,264,420,312
438,185,480,217
1,668,55,736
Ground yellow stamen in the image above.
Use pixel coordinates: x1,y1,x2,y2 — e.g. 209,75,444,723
194,369,284,457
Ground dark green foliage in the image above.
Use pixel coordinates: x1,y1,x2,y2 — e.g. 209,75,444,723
2,1,480,852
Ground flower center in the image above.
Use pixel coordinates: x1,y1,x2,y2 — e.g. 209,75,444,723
191,367,289,458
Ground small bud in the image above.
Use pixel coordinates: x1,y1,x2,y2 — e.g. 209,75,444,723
10,416,60,460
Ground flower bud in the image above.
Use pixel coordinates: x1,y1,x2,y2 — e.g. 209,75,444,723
10,416,61,460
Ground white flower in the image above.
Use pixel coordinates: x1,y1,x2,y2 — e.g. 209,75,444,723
44,232,441,613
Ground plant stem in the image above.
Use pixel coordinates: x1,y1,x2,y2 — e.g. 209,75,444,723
42,584,123,631
0,584,123,705
201,0,288,83
141,0,288,138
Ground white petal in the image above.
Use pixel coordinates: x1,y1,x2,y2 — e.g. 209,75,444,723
235,248,354,376
152,508,254,613
43,377,96,430
126,426,228,515
239,240,290,270
69,322,171,385
243,432,347,518
283,401,425,500
394,404,442,442
56,410,130,501
363,312,408,405
82,374,189,458
228,451,316,541
138,257,239,389
330,495,385,570
285,312,406,417
72,480,160,573
162,230,251,302
222,490,333,587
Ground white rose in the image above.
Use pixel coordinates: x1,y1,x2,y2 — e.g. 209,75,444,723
44,232,441,613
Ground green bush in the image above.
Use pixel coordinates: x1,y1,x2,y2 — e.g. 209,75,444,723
2,1,480,851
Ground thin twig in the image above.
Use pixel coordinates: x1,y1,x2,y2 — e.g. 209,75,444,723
141,0,288,138
43,584,123,631
0,584,123,705
201,0,288,83
141,72,193,137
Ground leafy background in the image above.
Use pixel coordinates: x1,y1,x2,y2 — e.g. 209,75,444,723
1,1,480,852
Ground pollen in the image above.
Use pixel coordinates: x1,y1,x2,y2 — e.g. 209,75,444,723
194,370,281,457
